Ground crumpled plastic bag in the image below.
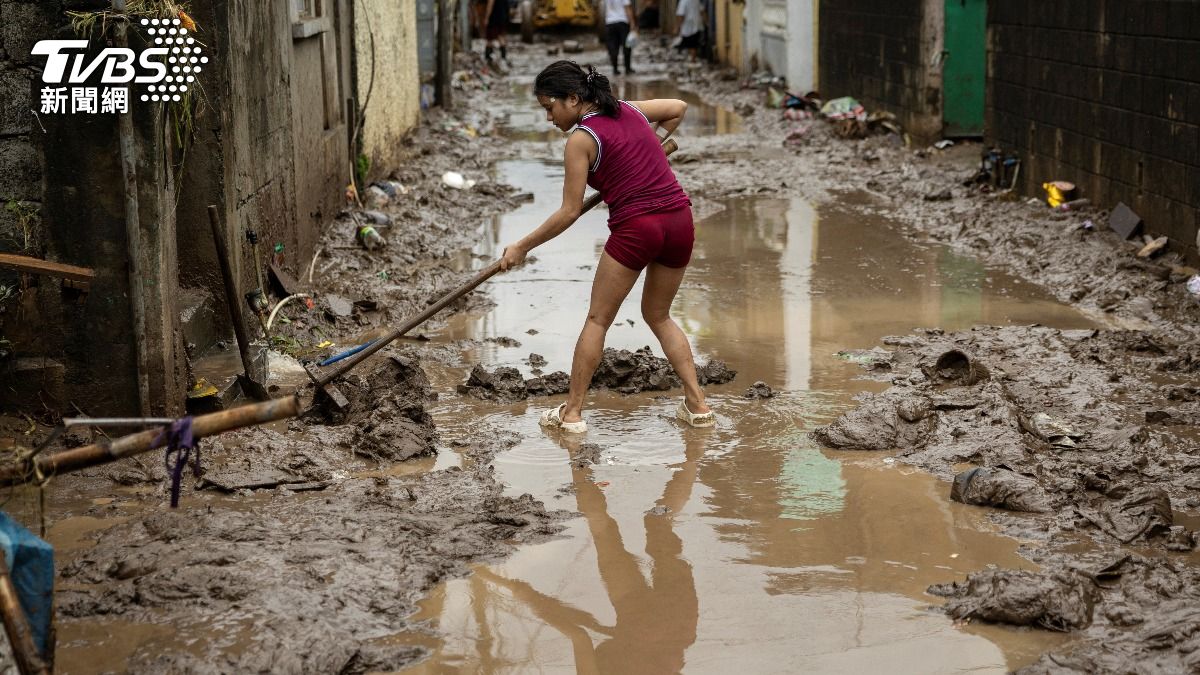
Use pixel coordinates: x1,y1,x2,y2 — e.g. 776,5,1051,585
1021,412,1083,447
820,96,866,121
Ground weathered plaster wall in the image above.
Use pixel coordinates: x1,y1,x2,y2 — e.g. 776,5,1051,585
354,0,420,179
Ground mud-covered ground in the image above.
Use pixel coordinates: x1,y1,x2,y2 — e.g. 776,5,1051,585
611,38,1200,672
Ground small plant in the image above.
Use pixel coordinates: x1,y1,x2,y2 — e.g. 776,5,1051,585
4,201,38,251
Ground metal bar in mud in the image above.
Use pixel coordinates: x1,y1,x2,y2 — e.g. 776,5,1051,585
313,137,680,388
0,397,301,488
0,556,49,675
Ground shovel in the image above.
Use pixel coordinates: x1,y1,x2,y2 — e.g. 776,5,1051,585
207,205,271,401
307,137,680,411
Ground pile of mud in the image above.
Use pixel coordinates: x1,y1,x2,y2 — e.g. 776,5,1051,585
56,427,569,672
811,325,1200,666
457,346,737,401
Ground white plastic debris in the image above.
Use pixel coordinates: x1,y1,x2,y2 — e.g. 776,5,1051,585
934,139,955,150
1187,275,1200,302
441,171,476,190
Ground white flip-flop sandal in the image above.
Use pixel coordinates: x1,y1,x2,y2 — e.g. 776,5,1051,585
676,400,715,427
540,403,587,433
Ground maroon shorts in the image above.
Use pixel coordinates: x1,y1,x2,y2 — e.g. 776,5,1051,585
604,206,695,271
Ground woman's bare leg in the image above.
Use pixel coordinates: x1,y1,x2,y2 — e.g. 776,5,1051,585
562,252,641,423
641,262,709,413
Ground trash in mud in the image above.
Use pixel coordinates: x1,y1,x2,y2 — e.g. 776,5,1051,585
928,569,1096,631
950,466,1051,513
1136,236,1168,259
1108,202,1143,239
820,96,865,121
927,349,988,386
934,140,955,150
441,171,476,190
834,348,893,370
646,505,671,516
356,223,387,250
924,188,953,202
1020,412,1083,447
743,381,776,399
1042,181,1076,208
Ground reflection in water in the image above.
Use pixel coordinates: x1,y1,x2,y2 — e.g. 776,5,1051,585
403,152,1094,670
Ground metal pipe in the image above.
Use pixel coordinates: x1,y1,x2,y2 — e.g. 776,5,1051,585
113,0,151,416
61,417,176,427
0,396,301,487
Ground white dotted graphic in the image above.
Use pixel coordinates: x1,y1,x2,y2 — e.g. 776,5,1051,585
138,16,205,104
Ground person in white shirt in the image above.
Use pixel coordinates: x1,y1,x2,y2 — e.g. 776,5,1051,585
674,0,706,62
604,0,637,76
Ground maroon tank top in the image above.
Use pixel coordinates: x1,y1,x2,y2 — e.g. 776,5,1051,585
576,101,691,228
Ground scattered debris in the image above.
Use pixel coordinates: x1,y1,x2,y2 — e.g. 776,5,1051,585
1108,202,1143,240
743,381,776,399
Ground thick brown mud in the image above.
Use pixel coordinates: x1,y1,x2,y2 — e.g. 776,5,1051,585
813,325,1200,670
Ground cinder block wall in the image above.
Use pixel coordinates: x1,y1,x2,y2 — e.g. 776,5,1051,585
988,1,1200,260
818,0,943,140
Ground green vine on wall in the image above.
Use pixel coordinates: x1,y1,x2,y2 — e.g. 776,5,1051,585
66,1,207,194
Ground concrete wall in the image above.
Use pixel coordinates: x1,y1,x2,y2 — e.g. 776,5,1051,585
818,0,943,140
1,0,185,414
354,0,420,180
177,0,352,346
2,0,357,414
786,0,817,93
988,0,1200,261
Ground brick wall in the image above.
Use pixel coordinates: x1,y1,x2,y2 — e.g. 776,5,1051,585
988,1,1200,260
818,0,943,140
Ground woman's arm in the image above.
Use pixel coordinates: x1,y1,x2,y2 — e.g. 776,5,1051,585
628,99,688,138
500,131,594,270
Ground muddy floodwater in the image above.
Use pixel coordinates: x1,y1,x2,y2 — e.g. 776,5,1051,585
349,82,1098,672
36,67,1133,673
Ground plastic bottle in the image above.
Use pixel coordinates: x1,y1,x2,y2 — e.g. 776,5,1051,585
357,224,387,250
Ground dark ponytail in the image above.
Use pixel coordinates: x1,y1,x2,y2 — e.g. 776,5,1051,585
534,60,620,117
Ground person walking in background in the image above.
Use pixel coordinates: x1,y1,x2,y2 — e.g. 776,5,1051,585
476,0,510,67
674,0,705,62
604,0,637,76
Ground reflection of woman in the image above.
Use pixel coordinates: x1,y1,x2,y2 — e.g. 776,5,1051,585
477,430,706,673
500,60,714,433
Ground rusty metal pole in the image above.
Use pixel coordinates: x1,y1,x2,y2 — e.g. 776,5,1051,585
113,0,152,416
0,396,300,487
0,556,49,675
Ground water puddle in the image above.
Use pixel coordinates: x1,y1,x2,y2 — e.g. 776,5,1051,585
401,86,1094,670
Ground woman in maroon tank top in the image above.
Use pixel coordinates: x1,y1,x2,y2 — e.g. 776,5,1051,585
499,60,714,432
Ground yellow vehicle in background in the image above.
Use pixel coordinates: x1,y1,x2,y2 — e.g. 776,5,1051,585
531,0,595,28
515,0,597,42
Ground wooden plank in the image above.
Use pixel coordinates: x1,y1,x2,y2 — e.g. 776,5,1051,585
0,253,95,284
